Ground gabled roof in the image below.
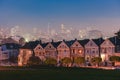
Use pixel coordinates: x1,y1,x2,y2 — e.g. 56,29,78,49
92,38,104,46
41,43,48,48
109,36,120,45
100,38,115,47
21,40,41,49
52,41,62,48
70,39,83,47
65,40,75,47
78,39,89,47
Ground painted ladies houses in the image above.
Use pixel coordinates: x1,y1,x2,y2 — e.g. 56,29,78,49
44,41,57,59
100,38,115,61
84,39,99,61
70,39,84,59
57,40,70,62
34,43,46,61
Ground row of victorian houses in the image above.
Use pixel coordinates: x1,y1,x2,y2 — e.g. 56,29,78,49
18,36,120,66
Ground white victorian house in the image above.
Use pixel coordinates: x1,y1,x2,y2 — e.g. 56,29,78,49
100,39,115,61
57,41,70,62
85,39,99,61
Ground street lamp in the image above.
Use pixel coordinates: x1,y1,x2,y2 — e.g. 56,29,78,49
101,53,105,62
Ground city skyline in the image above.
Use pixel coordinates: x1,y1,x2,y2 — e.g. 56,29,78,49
0,0,120,41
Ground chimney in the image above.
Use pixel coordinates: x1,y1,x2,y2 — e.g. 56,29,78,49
39,40,42,44
63,39,65,42
51,39,54,43
75,38,77,41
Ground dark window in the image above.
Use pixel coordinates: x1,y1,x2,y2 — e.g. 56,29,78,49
73,49,75,53
3,52,8,54
87,50,89,53
92,51,95,54
76,44,78,46
1,48,3,51
64,50,66,52
10,45,13,48
90,43,92,46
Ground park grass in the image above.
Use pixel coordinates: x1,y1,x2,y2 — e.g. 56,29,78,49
0,67,120,80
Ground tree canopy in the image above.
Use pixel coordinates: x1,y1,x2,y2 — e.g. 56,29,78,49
109,56,120,62
74,57,85,64
115,30,120,38
44,58,57,66
91,57,102,66
61,57,72,66
27,56,42,66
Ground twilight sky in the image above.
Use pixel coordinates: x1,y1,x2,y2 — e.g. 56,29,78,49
0,0,120,36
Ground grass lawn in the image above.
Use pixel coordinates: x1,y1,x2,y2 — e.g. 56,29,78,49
0,67,120,80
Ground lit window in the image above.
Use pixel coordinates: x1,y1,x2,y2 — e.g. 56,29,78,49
79,50,82,53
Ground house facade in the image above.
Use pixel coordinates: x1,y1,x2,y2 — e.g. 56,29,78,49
44,42,57,59
0,43,20,60
34,44,45,61
85,39,99,61
100,39,115,61
70,40,84,59
18,37,120,66
57,41,70,62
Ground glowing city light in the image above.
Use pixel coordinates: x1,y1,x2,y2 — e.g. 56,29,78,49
25,38,29,42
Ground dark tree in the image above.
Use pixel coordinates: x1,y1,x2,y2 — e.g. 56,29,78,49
91,57,102,67
115,30,120,38
109,56,120,66
44,58,57,66
9,56,18,63
27,56,42,66
74,57,85,66
61,57,72,67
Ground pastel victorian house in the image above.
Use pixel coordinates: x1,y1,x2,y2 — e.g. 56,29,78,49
34,43,46,61
70,39,84,59
57,40,70,62
84,39,99,61
100,38,115,61
44,42,57,59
